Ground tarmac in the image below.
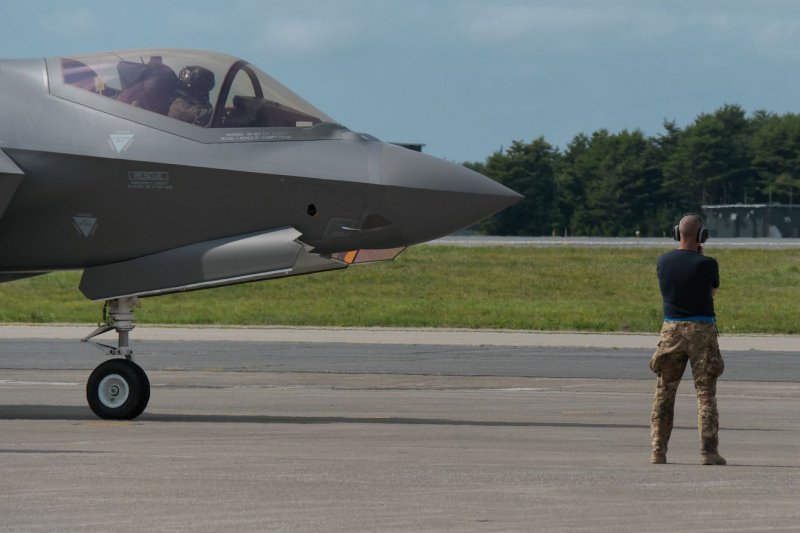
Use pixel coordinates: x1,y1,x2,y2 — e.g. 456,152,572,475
1,325,798,532
1,324,797,351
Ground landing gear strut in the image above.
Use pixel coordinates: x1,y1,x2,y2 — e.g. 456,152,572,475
82,297,150,419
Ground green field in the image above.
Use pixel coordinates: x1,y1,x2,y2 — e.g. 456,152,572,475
1,246,798,333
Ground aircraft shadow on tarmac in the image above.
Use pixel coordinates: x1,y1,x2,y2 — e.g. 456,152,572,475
5,406,799,469
0,405,790,433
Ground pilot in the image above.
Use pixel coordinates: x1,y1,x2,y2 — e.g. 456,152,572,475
168,65,215,126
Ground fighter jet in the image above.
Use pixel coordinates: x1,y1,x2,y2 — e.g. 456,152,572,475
0,49,521,419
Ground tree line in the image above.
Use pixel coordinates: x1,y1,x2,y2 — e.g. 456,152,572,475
466,104,800,237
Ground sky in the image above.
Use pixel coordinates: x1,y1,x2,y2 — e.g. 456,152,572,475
3,0,800,163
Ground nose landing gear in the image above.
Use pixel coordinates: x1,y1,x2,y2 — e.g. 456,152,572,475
82,297,150,419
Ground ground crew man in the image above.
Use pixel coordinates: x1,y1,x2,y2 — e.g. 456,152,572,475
650,214,726,465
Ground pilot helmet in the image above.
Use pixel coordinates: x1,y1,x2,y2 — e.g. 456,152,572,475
178,65,215,94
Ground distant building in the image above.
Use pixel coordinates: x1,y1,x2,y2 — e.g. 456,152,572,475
702,204,800,238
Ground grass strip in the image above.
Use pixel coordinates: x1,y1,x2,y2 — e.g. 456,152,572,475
0,246,798,334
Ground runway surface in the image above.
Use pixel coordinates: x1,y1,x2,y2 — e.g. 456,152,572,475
1,327,798,532
1,338,798,382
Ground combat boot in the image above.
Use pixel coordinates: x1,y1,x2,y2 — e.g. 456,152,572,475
650,452,666,464
701,452,726,465
700,436,725,465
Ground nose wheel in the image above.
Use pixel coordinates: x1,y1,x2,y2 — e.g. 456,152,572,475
82,297,151,420
86,359,150,419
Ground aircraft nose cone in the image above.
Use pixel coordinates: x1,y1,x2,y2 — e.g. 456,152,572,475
375,143,522,243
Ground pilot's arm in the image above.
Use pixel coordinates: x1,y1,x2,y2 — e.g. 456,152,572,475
169,98,213,126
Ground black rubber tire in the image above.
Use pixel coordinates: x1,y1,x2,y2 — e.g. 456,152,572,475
86,359,150,420
128,360,151,420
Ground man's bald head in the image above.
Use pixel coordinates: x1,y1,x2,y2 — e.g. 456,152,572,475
679,214,702,236
679,214,703,244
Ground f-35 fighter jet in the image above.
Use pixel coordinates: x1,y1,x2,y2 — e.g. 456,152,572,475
0,49,521,419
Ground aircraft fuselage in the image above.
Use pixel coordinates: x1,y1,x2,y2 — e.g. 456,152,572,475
0,49,521,419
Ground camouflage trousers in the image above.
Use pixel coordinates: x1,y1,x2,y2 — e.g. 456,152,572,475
649,321,725,455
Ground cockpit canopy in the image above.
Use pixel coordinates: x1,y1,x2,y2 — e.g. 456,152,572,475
58,49,334,129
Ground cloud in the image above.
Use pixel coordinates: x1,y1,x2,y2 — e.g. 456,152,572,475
256,17,360,55
459,4,618,42
456,2,684,47
454,0,800,67
746,19,800,61
155,3,364,57
35,6,109,39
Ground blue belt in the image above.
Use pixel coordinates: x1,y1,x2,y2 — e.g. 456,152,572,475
664,315,715,323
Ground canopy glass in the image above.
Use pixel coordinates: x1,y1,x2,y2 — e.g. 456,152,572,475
60,49,334,129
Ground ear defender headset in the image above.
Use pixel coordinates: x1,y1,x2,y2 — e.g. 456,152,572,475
672,213,709,243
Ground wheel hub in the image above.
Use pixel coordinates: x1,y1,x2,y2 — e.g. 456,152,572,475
97,374,130,408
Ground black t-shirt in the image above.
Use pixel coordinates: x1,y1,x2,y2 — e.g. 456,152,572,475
656,249,720,318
